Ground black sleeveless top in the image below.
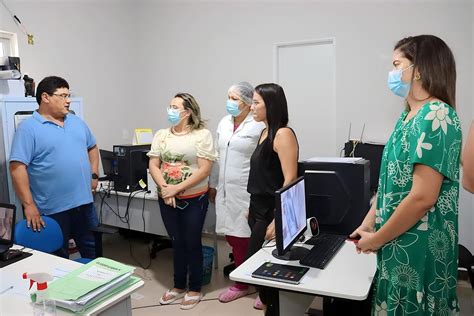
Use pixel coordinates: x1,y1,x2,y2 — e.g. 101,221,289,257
247,128,297,197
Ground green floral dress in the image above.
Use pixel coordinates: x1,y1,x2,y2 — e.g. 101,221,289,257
373,101,461,315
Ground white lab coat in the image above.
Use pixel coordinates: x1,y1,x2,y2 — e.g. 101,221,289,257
209,113,265,237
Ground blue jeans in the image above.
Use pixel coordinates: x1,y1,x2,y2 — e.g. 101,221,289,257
48,203,99,259
159,194,208,292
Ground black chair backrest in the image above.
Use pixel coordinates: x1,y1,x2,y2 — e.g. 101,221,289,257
458,244,474,289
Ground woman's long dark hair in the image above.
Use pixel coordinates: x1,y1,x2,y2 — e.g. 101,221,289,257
255,83,289,158
394,35,456,108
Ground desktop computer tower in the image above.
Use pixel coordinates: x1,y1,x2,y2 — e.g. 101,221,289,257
299,159,371,236
113,144,151,192
344,141,385,192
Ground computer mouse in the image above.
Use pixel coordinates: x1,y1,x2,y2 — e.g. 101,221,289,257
2,249,22,261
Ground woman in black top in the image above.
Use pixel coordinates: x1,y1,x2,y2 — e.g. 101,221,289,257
247,83,299,314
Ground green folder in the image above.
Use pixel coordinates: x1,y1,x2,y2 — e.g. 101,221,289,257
56,276,141,313
45,257,135,304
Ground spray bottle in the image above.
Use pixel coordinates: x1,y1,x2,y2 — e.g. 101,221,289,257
23,272,56,315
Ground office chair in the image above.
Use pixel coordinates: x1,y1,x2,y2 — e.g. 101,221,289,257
14,216,63,253
14,216,115,264
458,244,474,289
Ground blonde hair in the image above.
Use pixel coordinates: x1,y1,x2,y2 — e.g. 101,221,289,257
174,92,206,130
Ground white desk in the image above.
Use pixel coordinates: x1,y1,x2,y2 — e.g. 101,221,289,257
230,241,376,315
0,246,144,316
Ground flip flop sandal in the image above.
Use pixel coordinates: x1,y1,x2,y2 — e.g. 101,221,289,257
180,292,203,310
159,289,186,305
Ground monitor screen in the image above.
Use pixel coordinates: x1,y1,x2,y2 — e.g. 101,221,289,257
275,176,307,256
0,204,15,243
99,149,116,180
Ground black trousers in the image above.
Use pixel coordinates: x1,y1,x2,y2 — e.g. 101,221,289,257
246,194,280,316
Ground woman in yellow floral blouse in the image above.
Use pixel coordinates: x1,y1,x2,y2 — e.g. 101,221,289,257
148,93,217,310
351,35,461,315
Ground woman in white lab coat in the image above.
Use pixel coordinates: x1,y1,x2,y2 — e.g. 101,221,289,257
209,82,264,303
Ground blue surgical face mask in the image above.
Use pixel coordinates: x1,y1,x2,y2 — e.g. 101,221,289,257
387,64,414,98
226,99,241,117
167,108,182,126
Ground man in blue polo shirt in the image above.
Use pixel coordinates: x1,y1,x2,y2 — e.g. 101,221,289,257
9,76,100,259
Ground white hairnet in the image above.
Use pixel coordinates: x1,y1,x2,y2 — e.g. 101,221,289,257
228,82,254,106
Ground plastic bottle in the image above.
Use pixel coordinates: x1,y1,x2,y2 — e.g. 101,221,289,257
22,272,56,316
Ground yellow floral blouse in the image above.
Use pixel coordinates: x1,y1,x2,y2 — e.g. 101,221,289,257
147,128,218,197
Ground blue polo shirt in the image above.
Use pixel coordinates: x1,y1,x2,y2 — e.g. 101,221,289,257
10,111,96,215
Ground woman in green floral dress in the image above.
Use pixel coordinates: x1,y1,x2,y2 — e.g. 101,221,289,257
351,35,461,315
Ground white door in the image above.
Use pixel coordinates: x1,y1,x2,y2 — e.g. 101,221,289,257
275,39,336,160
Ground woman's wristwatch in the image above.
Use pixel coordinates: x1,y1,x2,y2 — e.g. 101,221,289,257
92,173,99,180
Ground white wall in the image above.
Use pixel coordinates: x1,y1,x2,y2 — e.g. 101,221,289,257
0,0,140,148
136,0,474,252
1,0,473,251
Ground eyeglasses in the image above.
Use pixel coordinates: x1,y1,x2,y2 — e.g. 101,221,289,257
51,93,72,100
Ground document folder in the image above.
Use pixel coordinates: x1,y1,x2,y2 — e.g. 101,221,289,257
46,257,138,312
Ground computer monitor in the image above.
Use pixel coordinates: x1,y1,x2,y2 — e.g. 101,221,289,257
99,149,116,181
0,203,16,254
272,176,309,261
301,159,371,236
113,144,150,192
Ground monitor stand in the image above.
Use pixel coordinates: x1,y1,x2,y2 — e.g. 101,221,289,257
271,245,309,261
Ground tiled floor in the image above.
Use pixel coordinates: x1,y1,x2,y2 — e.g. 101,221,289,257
102,233,473,315
103,233,261,316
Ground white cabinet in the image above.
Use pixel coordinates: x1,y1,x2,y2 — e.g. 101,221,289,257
0,97,83,220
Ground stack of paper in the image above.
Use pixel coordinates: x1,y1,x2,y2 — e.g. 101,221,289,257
45,257,140,313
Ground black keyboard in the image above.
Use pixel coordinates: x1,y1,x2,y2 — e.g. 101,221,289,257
299,233,347,269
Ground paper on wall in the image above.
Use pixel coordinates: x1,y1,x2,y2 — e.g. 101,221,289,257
133,128,153,145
